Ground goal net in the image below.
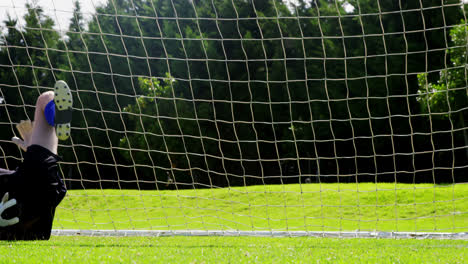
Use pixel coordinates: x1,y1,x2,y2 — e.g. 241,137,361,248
0,0,467,238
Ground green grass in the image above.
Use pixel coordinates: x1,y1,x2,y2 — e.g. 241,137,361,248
54,183,468,232
4,183,467,263
0,236,466,263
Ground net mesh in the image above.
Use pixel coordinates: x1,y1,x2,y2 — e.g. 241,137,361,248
0,0,467,236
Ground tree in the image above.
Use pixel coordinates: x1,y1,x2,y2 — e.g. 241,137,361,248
417,21,468,162
2,0,465,186
0,4,62,169
1,4,61,105
120,75,204,189
117,0,468,185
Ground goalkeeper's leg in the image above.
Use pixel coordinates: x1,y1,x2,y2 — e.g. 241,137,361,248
28,91,59,154
30,80,73,154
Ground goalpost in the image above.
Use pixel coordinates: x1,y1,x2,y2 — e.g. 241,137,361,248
0,0,467,238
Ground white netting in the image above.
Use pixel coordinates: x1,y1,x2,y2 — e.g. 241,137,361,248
0,0,467,236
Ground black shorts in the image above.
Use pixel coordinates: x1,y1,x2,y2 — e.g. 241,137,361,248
0,145,67,240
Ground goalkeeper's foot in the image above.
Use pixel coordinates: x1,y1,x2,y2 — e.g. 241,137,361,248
53,80,73,141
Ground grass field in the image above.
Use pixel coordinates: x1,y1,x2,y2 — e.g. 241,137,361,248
0,236,466,263
54,183,467,232
3,183,466,263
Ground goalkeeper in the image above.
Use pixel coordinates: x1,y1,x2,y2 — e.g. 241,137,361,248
0,80,72,240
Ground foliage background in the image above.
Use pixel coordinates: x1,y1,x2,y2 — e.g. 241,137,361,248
0,0,467,189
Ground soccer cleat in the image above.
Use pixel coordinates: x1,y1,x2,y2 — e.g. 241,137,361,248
53,80,73,141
